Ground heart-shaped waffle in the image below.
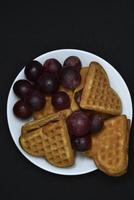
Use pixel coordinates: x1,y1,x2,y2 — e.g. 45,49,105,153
80,62,122,115
85,115,130,176
19,109,74,167
42,119,74,167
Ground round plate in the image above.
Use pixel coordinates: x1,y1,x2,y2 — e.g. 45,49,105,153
7,49,133,175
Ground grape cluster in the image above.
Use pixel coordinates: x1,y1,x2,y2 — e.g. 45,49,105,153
13,56,82,119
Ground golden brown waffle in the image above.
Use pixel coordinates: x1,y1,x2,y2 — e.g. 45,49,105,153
19,114,74,167
22,109,72,135
71,67,89,111
85,115,130,176
33,96,55,120
42,119,74,167
19,128,46,156
80,62,122,115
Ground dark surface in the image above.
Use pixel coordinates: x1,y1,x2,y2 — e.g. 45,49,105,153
1,2,134,200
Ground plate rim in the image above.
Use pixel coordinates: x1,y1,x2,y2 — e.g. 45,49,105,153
6,49,133,176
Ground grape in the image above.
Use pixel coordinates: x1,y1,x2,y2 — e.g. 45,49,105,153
63,56,82,72
37,72,59,95
52,91,70,110
13,100,32,119
66,110,91,137
90,114,104,133
25,60,43,82
26,90,45,111
71,135,91,151
43,58,62,74
74,90,82,105
61,68,81,90
13,79,33,99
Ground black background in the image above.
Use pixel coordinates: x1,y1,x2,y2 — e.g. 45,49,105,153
1,1,134,200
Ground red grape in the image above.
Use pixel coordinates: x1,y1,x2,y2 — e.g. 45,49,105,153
90,114,104,133
61,68,81,90
52,91,70,110
26,90,45,111
25,60,43,82
63,56,82,72
13,100,32,119
67,110,91,137
37,72,59,95
13,79,33,99
74,90,82,105
43,58,62,74
71,135,91,151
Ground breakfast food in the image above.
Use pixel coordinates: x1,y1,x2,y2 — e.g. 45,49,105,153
80,62,122,115
22,109,72,135
84,115,129,176
20,127,46,156
20,109,74,167
42,119,74,167
13,55,131,176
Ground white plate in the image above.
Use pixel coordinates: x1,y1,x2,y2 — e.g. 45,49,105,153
7,49,133,176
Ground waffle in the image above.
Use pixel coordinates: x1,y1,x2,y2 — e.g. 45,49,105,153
22,109,72,135
19,127,46,156
85,115,130,176
20,111,57,156
71,67,88,111
20,110,74,167
80,62,122,115
42,119,74,167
